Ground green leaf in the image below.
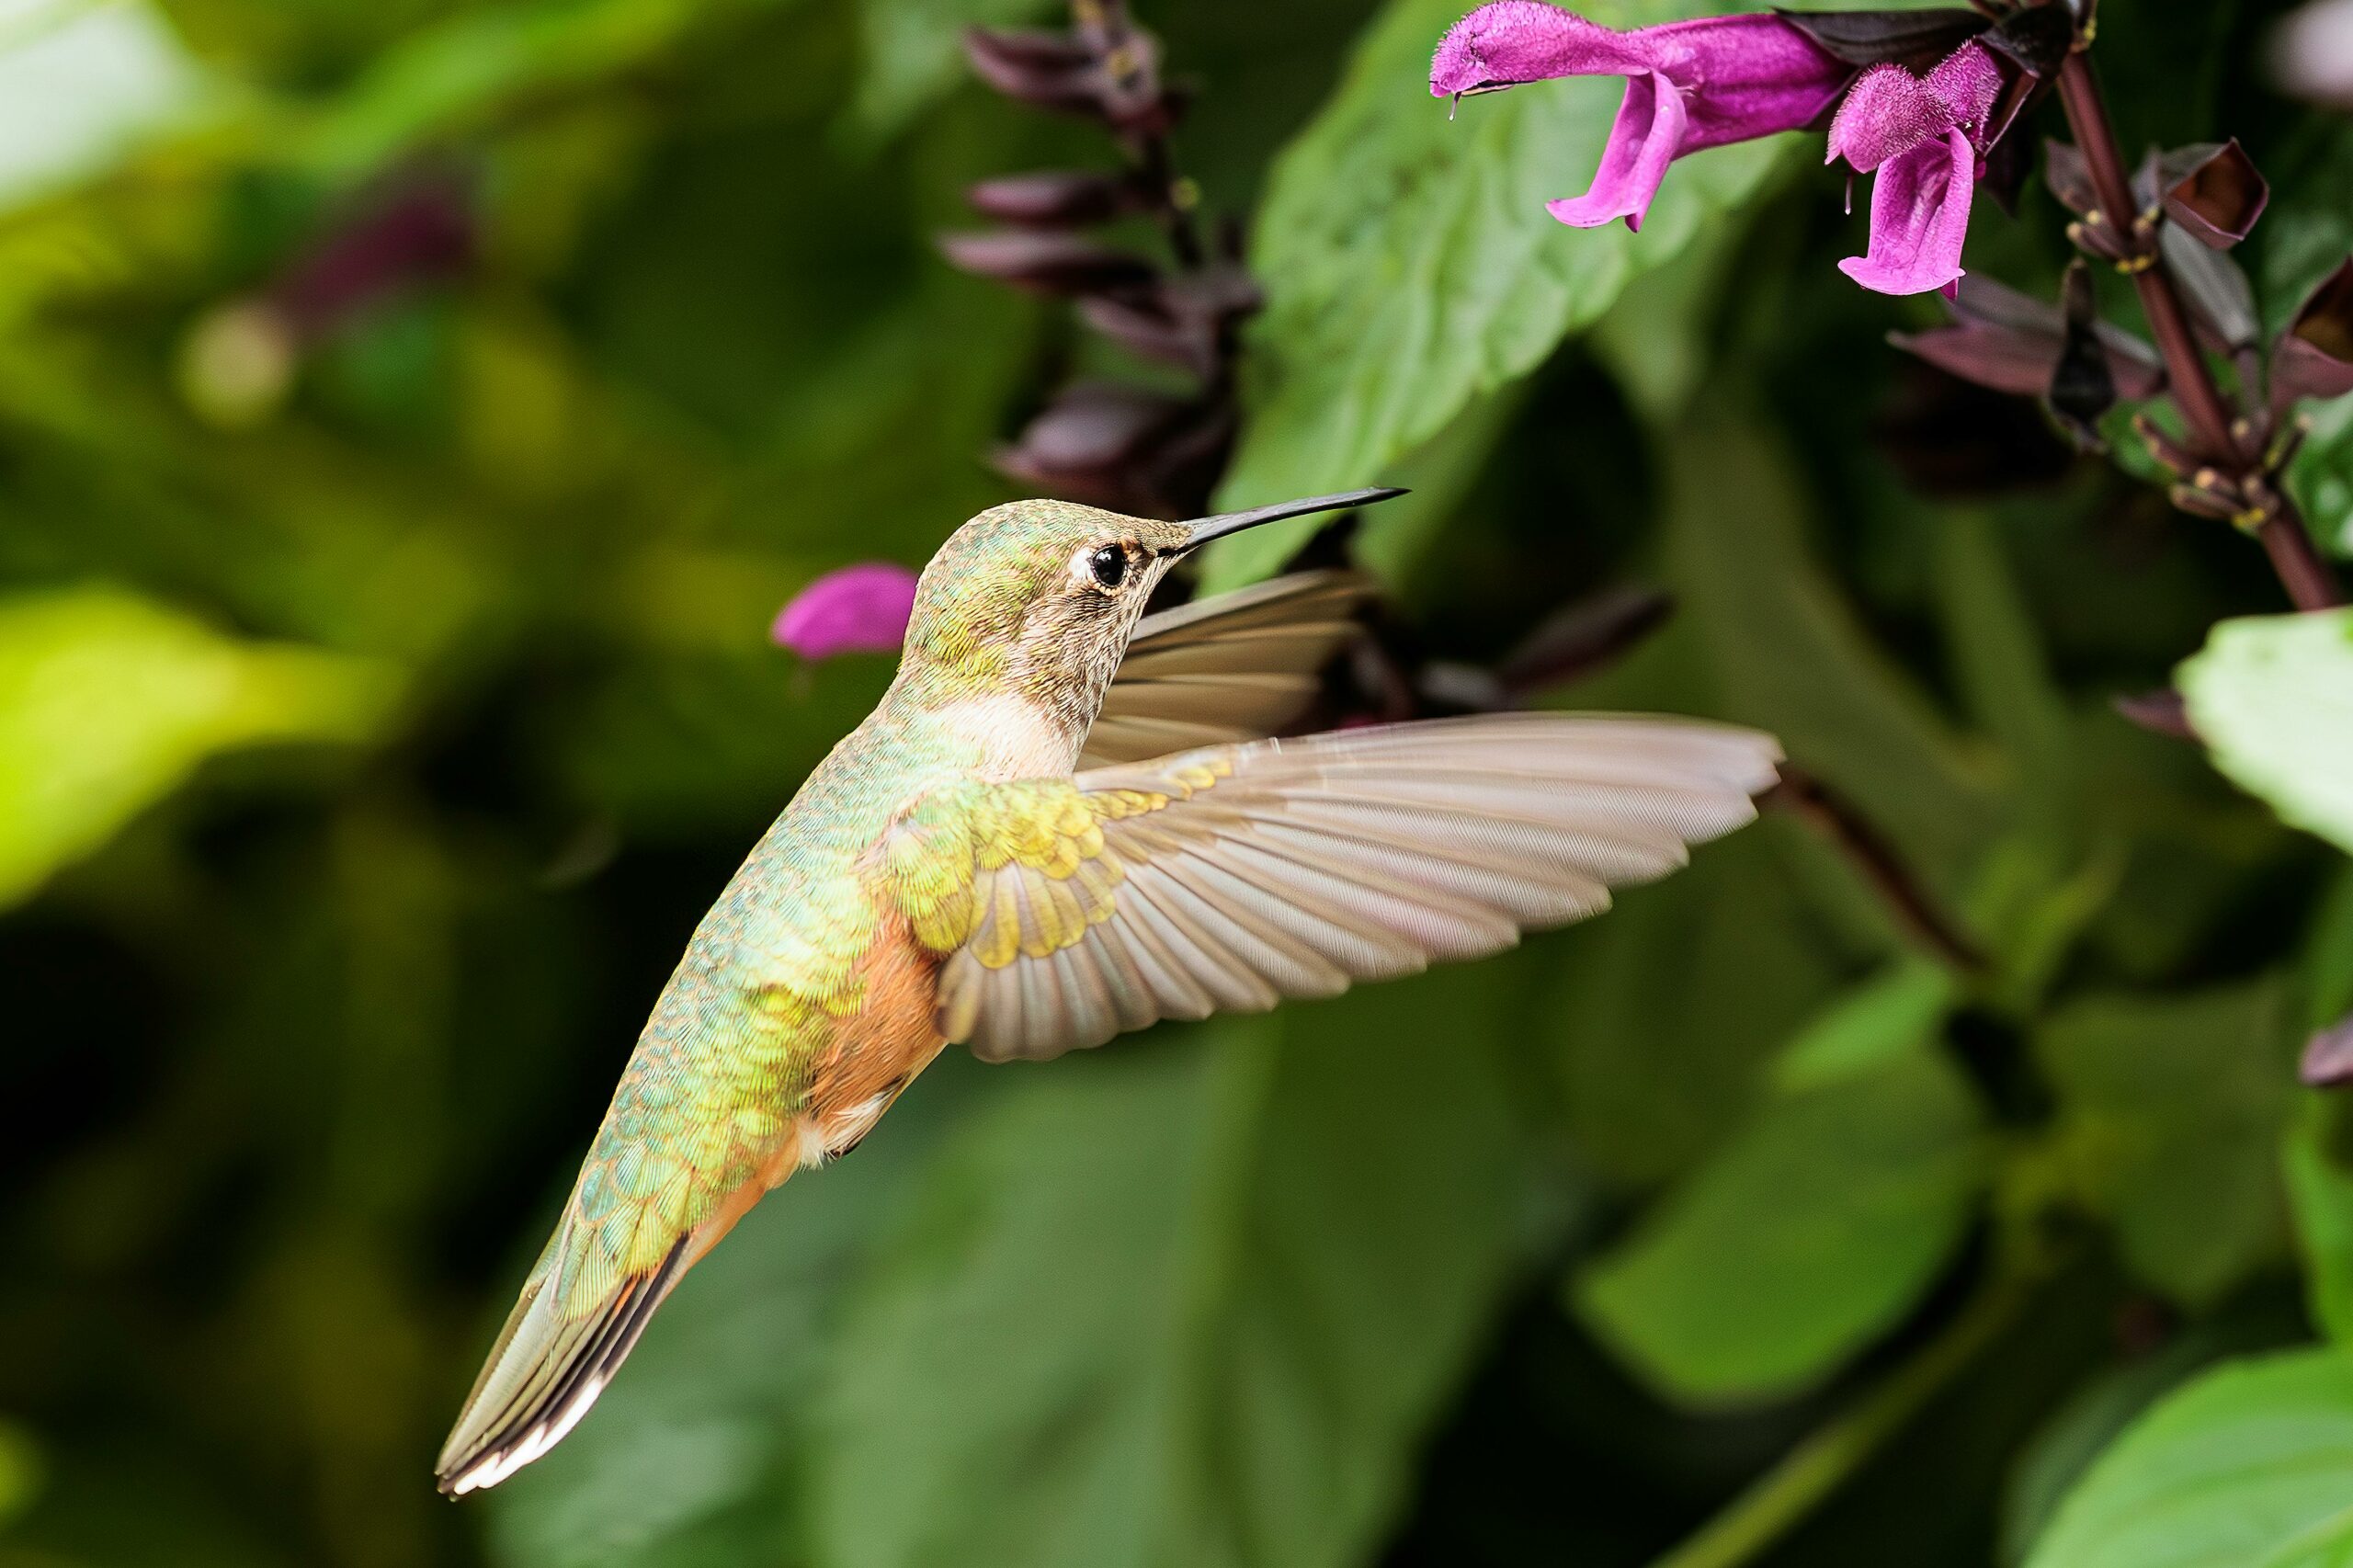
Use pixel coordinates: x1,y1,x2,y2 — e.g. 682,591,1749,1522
1573,1048,1985,1406
1773,960,1956,1093
2024,1346,2353,1568
2039,978,2297,1305
844,0,1056,144
2285,1096,2353,1345
0,1416,40,1530
1665,413,1996,888
1207,0,1790,584
1547,828,1852,1187
295,0,803,178
0,587,398,909
813,968,1530,1568
2178,610,2353,856
2002,1336,2233,1568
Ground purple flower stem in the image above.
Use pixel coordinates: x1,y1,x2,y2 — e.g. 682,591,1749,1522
1768,766,1988,974
1074,0,1205,270
2055,52,2343,611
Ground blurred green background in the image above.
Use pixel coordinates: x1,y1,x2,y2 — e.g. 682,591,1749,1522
3,0,2352,1564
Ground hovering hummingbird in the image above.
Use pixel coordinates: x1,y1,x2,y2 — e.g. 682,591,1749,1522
436,488,1780,1494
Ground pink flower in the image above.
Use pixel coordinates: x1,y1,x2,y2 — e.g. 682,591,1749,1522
770,562,920,661
1824,42,2005,298
1430,2,1851,233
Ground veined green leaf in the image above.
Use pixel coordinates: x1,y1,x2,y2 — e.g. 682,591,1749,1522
2024,1346,2353,1568
1211,0,1951,585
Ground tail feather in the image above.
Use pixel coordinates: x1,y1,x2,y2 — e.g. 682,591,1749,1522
435,1234,688,1496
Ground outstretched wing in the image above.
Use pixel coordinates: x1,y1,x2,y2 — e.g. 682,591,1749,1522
1082,570,1372,767
883,712,1781,1063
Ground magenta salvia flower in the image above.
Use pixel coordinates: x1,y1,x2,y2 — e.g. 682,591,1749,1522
1429,2,1849,232
1825,42,2005,298
771,562,921,661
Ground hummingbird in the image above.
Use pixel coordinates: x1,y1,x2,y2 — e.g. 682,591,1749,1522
435,487,1780,1494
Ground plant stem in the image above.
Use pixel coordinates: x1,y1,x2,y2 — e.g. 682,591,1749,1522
1644,1277,2024,1568
2260,496,2344,613
2054,52,2345,611
1769,767,1987,973
1074,0,1204,269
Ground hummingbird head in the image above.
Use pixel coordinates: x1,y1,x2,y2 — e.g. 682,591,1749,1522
898,488,1404,733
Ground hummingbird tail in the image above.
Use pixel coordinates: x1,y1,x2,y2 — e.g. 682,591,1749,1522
433,1230,689,1497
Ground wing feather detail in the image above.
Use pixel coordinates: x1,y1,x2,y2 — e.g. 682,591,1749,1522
887,712,1782,1063
1081,571,1373,767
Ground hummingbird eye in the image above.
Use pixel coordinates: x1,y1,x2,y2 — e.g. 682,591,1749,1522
1087,544,1131,591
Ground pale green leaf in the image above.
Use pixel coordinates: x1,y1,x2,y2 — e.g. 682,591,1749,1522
0,587,398,908
1574,1049,1985,1405
0,0,208,211
2024,1346,2353,1568
2178,610,2353,856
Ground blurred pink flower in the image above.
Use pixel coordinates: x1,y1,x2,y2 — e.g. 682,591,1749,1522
1429,2,1848,232
1826,42,2005,298
771,563,920,661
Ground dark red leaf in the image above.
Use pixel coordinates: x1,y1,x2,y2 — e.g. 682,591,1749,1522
2306,1013,2353,1087
963,170,1147,227
1890,276,2163,401
1982,3,2075,77
272,171,475,338
2274,256,2353,407
2112,689,2197,742
2157,140,2268,248
2047,260,2118,449
1495,585,1676,699
961,27,1108,117
991,381,1232,517
1772,7,1986,69
936,231,1158,297
2043,139,2098,219
1077,265,1260,375
2160,225,2261,355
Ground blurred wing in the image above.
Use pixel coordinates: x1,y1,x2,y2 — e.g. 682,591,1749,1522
885,713,1781,1063
1081,570,1373,767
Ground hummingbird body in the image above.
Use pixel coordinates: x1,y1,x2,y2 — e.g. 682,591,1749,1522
438,491,1783,1494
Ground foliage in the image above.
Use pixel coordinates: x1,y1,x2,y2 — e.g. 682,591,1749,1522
0,0,2348,1566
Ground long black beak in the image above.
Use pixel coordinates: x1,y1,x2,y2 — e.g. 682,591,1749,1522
1180,487,1407,551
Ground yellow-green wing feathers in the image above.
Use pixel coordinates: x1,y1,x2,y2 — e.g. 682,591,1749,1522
889,713,1783,1063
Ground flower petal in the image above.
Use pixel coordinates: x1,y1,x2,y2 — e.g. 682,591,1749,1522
1826,62,1946,173
1648,13,1853,151
1839,127,1977,297
1827,41,2004,172
1925,40,2003,146
772,563,921,661
1546,69,1688,232
1430,1,1659,97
